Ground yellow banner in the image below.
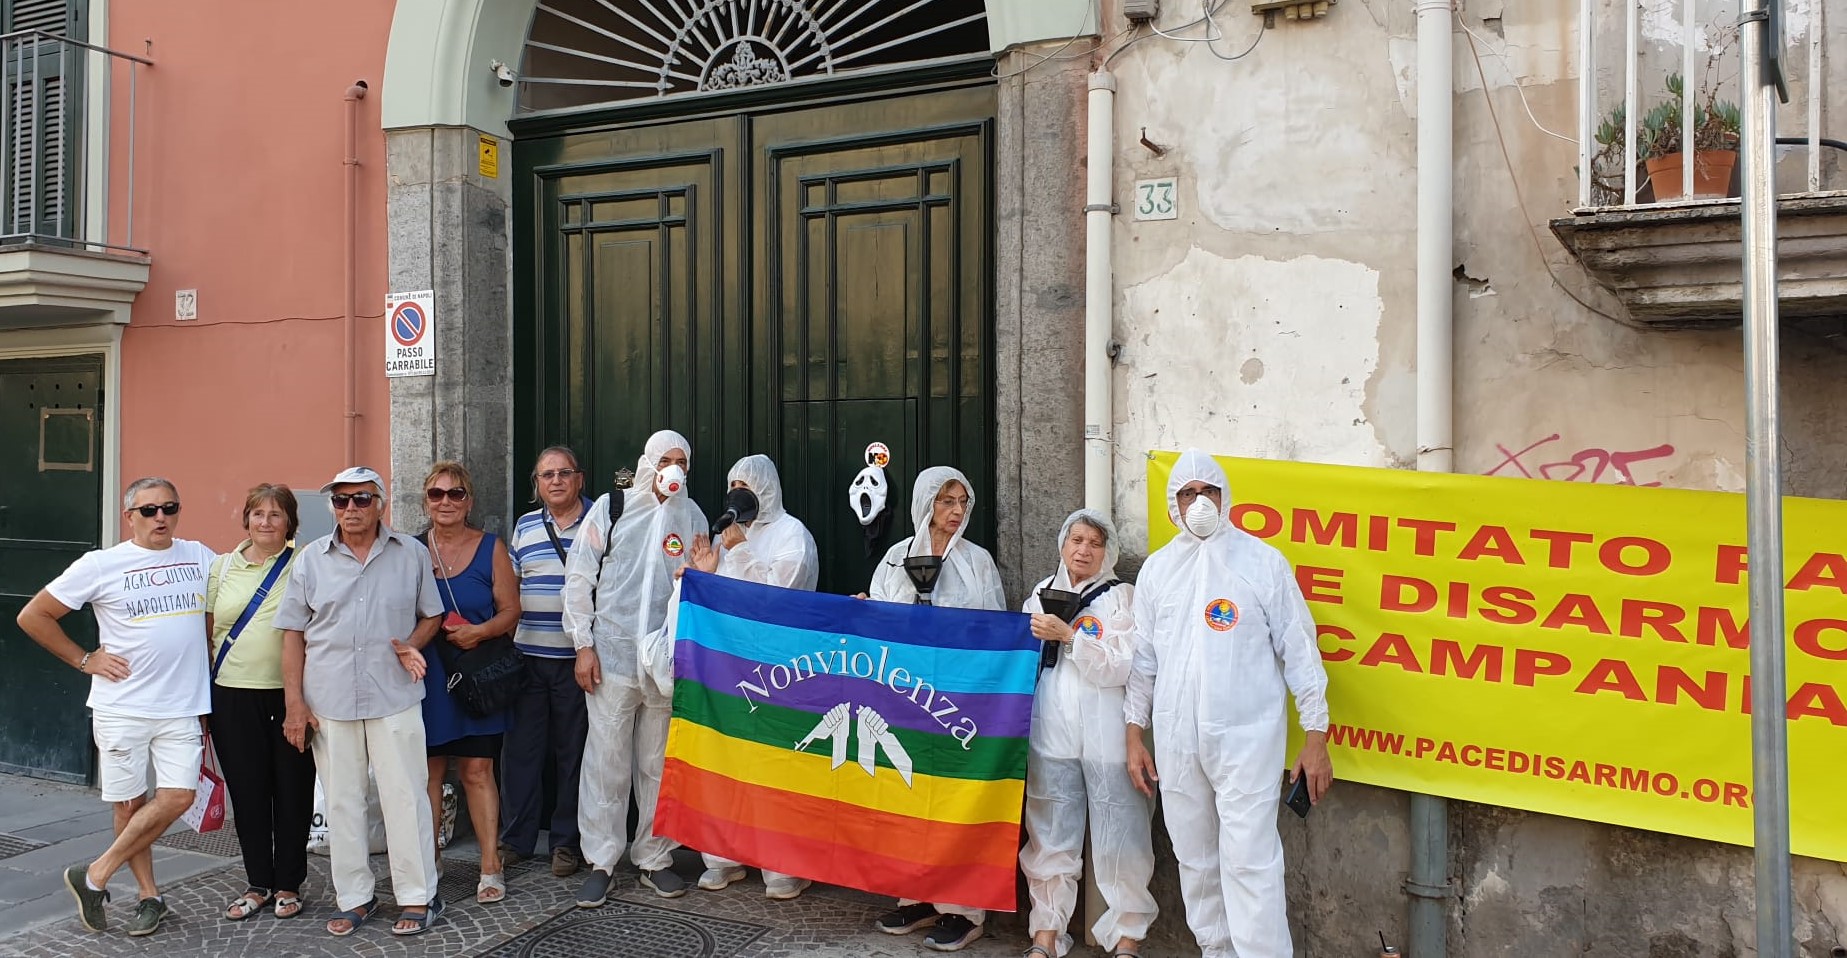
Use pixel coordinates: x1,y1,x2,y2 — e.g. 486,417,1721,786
1146,452,1847,860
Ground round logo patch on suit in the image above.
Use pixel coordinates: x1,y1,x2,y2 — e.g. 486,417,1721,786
662,534,685,558
1203,598,1240,632
1073,615,1104,639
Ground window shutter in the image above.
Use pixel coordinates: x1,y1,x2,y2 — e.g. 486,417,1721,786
4,0,73,35
2,0,81,239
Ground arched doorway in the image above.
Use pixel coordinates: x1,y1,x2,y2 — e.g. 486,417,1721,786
511,0,995,593
381,0,1095,601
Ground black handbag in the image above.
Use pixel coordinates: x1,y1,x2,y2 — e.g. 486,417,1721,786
436,633,524,718
422,533,526,717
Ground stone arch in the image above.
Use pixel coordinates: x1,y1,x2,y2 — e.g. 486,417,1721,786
381,0,1096,135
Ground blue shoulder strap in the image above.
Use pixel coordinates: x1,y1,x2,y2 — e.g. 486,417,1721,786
212,547,293,679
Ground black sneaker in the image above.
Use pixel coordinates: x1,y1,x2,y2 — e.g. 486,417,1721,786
875,901,939,935
62,864,110,932
639,868,688,899
125,897,169,937
922,913,982,951
576,869,614,908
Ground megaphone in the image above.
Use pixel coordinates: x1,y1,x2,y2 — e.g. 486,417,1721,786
1036,587,1084,670
712,486,760,538
902,556,944,605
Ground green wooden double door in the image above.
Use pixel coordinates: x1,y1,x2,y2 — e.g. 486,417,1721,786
0,353,101,783
516,83,996,594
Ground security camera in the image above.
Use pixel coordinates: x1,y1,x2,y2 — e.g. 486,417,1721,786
491,60,516,87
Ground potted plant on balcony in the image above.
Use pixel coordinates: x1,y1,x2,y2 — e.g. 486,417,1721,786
1588,23,1741,204
1639,72,1741,200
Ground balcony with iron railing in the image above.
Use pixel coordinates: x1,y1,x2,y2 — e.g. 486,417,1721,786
0,28,152,327
1549,0,1847,328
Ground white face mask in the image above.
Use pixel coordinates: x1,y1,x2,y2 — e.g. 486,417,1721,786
1182,496,1221,538
656,463,688,498
849,465,887,526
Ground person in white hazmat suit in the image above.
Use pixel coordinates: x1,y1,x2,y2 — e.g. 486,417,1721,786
683,454,820,900
867,465,1006,952
1019,509,1156,958
1123,449,1333,958
561,429,708,906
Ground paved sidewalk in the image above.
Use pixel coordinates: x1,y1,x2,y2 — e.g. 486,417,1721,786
0,771,1046,958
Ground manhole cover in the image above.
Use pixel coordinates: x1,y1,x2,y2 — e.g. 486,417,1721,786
476,900,766,958
153,820,243,858
0,833,46,860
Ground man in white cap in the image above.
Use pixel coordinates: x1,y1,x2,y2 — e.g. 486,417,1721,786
275,466,448,938
564,431,707,906
1123,449,1332,958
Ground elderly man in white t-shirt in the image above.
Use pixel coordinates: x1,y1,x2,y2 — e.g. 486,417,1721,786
17,477,217,938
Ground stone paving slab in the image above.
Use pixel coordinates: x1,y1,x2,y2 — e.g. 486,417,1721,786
0,842,1044,958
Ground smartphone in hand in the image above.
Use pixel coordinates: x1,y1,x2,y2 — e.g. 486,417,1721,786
1284,773,1312,819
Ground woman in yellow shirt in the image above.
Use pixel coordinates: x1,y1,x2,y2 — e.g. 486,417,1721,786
207,484,314,921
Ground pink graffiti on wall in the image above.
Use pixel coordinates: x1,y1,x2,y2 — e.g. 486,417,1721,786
1483,434,1678,487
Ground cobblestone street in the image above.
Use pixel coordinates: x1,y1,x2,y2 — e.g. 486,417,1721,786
0,775,1035,958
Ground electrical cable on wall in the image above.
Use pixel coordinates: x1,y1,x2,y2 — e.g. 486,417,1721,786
1106,0,1263,67
1457,18,1575,144
1463,28,1633,327
992,6,1134,79
132,312,387,330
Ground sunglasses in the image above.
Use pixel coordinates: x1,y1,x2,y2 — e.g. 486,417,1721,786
426,486,469,502
330,492,378,510
130,502,181,518
535,469,579,482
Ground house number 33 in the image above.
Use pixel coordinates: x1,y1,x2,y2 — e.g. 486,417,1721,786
1133,178,1178,221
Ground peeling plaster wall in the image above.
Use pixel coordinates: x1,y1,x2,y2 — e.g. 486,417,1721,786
1095,0,1847,953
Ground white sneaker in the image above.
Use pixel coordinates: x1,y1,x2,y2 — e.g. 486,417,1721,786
697,866,747,891
764,876,812,900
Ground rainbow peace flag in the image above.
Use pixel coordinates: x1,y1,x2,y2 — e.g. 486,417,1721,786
655,571,1039,912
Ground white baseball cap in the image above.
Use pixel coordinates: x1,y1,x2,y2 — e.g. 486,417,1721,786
319,466,385,494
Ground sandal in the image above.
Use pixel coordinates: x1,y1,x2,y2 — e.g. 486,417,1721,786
391,896,444,937
1024,948,1056,958
274,894,304,919
225,890,270,921
477,872,507,904
325,896,378,937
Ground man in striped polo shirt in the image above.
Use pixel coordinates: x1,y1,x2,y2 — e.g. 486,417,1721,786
498,446,595,878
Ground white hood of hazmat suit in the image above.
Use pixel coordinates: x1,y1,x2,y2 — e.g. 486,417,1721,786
1123,448,1329,958
867,465,1006,612
1018,509,1156,956
561,429,707,876
717,454,819,591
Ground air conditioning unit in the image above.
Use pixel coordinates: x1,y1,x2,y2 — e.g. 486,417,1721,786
1123,0,1161,22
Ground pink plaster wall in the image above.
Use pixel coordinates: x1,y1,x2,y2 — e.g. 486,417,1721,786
110,1,396,549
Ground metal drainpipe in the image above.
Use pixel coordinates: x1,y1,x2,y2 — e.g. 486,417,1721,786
1084,70,1117,518
343,80,369,466
1410,0,1454,954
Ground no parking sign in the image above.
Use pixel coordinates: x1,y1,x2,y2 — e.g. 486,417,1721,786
385,290,437,378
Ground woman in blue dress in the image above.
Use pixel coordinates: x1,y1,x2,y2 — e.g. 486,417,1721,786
419,461,521,904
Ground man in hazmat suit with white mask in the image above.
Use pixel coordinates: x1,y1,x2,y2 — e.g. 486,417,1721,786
1123,449,1332,958
867,465,1006,952
684,453,820,900
562,429,707,907
1019,508,1156,957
